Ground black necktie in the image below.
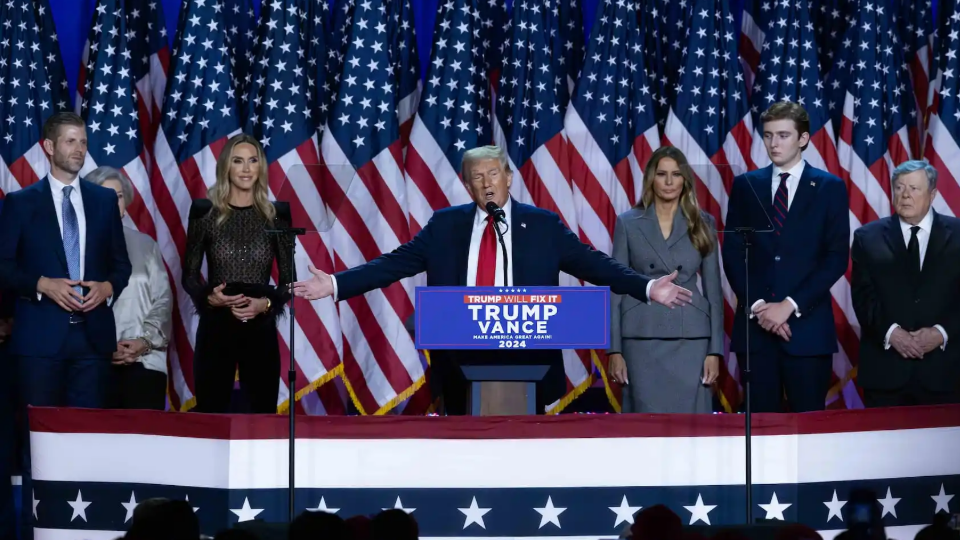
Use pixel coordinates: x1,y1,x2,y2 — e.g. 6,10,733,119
907,225,921,275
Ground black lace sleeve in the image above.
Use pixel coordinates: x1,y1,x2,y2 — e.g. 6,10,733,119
182,199,213,311
267,201,294,317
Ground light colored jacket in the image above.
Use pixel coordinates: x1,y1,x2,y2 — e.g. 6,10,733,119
608,204,724,356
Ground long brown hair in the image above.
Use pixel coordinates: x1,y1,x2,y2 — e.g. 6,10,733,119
639,146,715,257
208,133,275,226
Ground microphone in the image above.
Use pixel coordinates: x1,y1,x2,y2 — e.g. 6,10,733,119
484,201,509,287
485,201,507,224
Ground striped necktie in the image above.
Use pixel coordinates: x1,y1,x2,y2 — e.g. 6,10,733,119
773,172,789,235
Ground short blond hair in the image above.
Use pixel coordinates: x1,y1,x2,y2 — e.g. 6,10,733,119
460,145,511,181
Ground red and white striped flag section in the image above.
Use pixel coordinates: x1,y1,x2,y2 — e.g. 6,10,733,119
148,0,244,411
242,0,347,414
75,0,155,245
662,0,755,412
923,0,960,219
320,0,425,415
737,0,763,97
836,0,916,231
125,0,170,174
899,0,934,156
0,0,70,197
563,0,661,411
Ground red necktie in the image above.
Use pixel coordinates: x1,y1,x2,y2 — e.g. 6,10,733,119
476,216,497,286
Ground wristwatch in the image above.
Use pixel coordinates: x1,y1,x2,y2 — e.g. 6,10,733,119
263,298,272,313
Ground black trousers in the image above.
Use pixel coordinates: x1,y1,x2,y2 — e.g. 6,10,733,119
16,324,109,540
0,342,16,540
746,349,833,413
863,380,960,408
109,363,167,410
193,308,280,414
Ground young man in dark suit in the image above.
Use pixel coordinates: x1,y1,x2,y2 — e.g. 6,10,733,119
852,160,960,406
292,145,694,414
0,112,132,540
723,102,850,413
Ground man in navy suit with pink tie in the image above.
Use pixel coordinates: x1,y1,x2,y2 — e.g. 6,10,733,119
292,145,694,414
723,102,850,413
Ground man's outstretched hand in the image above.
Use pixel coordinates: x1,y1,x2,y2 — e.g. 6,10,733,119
648,270,693,309
293,264,334,301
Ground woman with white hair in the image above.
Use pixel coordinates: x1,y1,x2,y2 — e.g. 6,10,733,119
86,166,172,410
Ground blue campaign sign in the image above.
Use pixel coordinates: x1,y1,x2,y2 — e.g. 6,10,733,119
414,286,611,350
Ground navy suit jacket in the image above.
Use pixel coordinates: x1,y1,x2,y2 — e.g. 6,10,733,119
0,199,10,319
0,177,132,358
336,200,653,303
722,163,849,357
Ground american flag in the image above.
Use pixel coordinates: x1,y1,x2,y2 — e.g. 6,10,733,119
34,0,69,116
898,0,933,156
0,0,70,196
836,0,917,230
810,0,855,74
557,0,584,98
742,0,862,410
26,406,960,539
403,0,490,237
663,0,755,411
923,0,960,218
76,0,154,242
224,0,256,113
149,0,242,412
242,0,347,414
124,0,170,174
565,0,660,256
387,0,421,155
320,0,425,415
738,0,765,97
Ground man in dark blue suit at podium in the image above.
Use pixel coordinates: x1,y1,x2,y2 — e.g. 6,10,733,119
723,102,850,413
293,145,693,414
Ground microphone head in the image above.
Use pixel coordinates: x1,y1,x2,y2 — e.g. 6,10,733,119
485,201,501,214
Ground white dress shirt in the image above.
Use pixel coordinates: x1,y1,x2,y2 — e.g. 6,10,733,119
749,160,805,318
466,199,514,287
883,209,948,350
38,175,87,301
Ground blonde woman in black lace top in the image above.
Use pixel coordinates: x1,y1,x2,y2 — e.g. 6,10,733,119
182,134,294,414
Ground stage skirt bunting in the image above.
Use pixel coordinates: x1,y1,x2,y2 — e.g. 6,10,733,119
23,406,960,539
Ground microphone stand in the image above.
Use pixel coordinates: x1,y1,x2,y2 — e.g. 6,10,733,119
734,226,754,525
493,219,509,287
265,225,306,523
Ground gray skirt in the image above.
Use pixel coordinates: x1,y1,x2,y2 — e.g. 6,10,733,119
621,337,713,413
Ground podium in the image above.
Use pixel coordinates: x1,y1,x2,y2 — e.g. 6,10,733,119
415,286,611,416
460,365,550,415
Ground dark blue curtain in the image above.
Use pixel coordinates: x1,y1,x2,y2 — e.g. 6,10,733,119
47,0,933,112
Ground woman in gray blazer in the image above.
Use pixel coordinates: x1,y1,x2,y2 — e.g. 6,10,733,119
607,146,723,413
